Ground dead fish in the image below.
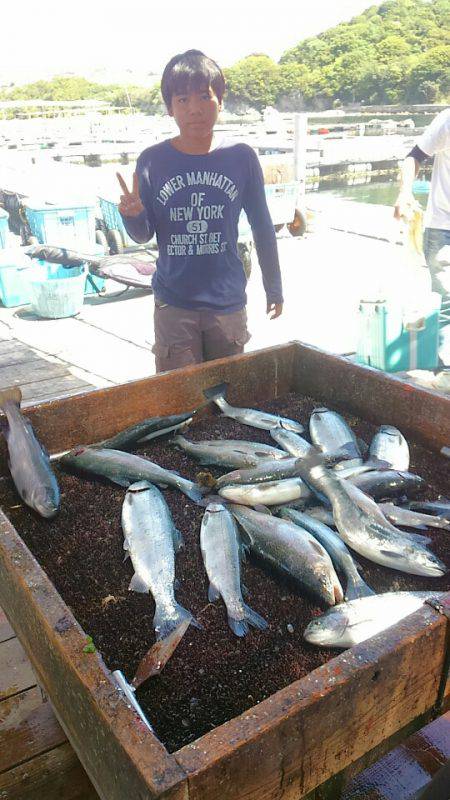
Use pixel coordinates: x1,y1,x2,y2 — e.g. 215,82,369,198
369,425,410,471
278,507,374,601
93,412,194,450
200,503,268,636
379,502,450,531
230,504,343,606
304,591,441,649
215,457,300,489
407,500,450,520
294,455,445,576
0,387,60,518
121,481,199,639
270,427,314,457
59,445,204,503
349,470,425,499
203,383,304,433
219,477,312,506
309,407,363,470
173,435,287,469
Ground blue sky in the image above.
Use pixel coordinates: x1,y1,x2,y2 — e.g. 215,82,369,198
2,0,375,79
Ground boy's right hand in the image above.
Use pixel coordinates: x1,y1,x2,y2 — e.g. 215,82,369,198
117,172,144,217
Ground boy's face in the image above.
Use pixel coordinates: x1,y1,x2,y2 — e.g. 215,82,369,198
169,85,221,139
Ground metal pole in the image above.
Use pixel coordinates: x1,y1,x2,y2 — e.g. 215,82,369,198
294,113,308,198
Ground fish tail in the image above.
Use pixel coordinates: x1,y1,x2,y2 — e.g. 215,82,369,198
344,573,376,601
0,387,22,410
202,382,229,411
153,601,201,641
228,604,268,637
184,481,208,504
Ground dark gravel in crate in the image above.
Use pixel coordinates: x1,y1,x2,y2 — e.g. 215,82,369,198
0,392,449,752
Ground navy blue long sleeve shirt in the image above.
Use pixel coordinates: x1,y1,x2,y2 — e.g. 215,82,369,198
121,139,283,312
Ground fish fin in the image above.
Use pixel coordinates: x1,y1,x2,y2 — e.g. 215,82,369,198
344,574,376,601
208,582,221,603
379,549,404,559
252,504,272,514
174,578,181,591
228,616,249,637
366,457,391,470
243,603,269,631
172,528,184,552
241,582,249,597
203,382,229,403
128,573,149,593
156,482,169,489
406,532,432,546
0,387,22,409
113,476,132,488
228,604,268,637
184,483,207,504
153,602,201,641
357,437,369,456
123,553,130,562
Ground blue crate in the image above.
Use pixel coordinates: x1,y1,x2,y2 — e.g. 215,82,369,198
99,197,135,248
25,202,96,248
0,208,9,249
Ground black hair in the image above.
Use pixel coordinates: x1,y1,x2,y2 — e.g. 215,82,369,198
161,50,226,110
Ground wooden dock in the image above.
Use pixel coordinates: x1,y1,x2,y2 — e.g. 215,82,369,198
0,605,98,799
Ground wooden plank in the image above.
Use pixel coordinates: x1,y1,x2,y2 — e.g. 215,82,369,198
175,605,448,800
292,343,450,453
0,512,189,800
0,638,36,700
0,686,66,774
0,606,14,643
342,711,450,800
0,348,42,368
0,360,69,388
0,741,99,800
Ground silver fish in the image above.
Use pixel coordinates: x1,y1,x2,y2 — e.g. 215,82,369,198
369,426,410,471
230,504,344,605
294,456,446,576
309,407,362,469
270,427,314,458
121,481,198,639
173,435,287,469
203,383,304,433
60,445,203,503
304,591,443,648
0,387,60,518
200,503,268,636
378,503,450,531
408,500,450,520
219,477,311,506
350,470,425,499
279,508,374,601
216,457,300,489
93,412,194,450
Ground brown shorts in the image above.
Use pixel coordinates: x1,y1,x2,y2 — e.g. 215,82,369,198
152,300,251,373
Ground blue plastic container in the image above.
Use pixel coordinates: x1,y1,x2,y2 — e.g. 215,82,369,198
0,208,9,249
25,202,96,248
99,197,135,248
356,294,442,372
26,262,87,319
0,248,32,307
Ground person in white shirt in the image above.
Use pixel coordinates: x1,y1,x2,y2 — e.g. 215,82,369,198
395,108,450,296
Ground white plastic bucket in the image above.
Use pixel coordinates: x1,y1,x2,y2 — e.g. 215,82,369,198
26,261,87,319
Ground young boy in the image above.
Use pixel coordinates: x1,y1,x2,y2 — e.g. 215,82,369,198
117,49,283,373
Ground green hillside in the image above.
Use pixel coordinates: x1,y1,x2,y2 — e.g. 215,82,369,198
225,0,450,110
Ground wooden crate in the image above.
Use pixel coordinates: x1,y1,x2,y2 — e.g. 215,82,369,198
0,342,449,800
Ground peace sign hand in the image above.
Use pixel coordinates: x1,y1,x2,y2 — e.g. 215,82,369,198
117,172,145,218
